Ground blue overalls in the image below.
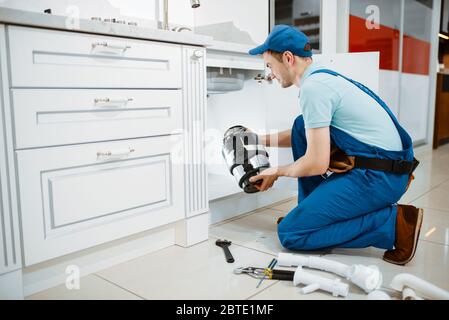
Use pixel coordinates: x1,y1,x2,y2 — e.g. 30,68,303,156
277,69,414,251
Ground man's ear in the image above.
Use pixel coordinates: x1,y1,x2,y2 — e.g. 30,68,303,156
282,51,295,66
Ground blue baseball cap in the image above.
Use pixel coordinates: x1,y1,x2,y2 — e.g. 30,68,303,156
248,25,312,57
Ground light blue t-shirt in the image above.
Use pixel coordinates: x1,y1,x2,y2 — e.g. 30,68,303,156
299,62,403,151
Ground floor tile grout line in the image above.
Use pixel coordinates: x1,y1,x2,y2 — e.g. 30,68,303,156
210,211,261,227
213,233,448,262
405,187,437,205
92,273,147,300
209,235,329,259
256,196,297,212
269,208,291,213
419,205,449,214
269,202,297,213
406,178,449,205
210,206,286,228
419,238,449,247
210,208,287,230
225,241,279,257
245,280,281,300
403,157,449,204
207,234,280,258
437,175,449,185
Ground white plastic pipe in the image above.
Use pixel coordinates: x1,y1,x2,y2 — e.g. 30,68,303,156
301,283,321,294
347,264,383,293
278,253,382,293
402,287,423,300
367,290,391,300
293,266,349,297
278,252,309,268
390,273,449,300
278,253,350,277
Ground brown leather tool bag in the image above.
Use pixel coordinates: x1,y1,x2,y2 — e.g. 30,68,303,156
405,173,415,192
327,144,416,192
328,144,355,173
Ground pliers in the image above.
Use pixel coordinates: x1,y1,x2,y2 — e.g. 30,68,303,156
233,266,294,281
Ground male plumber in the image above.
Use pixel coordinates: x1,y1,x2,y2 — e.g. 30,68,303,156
247,25,422,265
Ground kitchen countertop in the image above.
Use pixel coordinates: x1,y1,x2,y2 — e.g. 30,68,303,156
207,40,255,54
0,7,213,46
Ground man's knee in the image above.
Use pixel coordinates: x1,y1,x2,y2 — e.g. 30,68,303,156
278,224,295,250
277,212,308,250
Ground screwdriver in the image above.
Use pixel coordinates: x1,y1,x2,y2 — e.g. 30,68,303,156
256,258,277,288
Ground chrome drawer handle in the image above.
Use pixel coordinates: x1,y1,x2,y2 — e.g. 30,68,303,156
94,97,133,105
91,42,131,52
97,147,135,158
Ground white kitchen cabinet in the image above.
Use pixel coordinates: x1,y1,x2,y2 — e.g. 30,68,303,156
12,89,183,149
194,0,269,46
8,26,183,88
16,135,185,266
2,26,209,268
0,12,210,296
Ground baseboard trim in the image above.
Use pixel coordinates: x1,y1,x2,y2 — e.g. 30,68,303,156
209,188,296,225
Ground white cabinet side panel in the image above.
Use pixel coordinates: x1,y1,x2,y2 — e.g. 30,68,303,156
182,47,208,216
0,24,22,274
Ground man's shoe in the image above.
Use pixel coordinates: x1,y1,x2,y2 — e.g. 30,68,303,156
383,205,423,266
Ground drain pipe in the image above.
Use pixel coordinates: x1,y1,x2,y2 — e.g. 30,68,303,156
293,266,349,297
402,287,423,300
367,290,391,300
278,252,382,293
391,273,449,300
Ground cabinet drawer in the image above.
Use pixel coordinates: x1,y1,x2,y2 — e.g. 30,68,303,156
16,135,185,266
12,89,183,149
8,26,182,88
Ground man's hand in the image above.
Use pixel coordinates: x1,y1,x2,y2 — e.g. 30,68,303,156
249,167,279,192
276,127,331,178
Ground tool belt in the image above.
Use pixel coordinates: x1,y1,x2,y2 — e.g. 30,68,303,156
328,145,419,191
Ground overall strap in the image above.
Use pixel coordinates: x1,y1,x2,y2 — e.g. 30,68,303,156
310,69,413,150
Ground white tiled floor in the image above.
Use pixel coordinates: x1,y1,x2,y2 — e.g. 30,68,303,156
28,144,449,300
